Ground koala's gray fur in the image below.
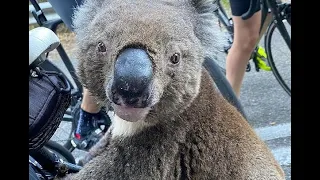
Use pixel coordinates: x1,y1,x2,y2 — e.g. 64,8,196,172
58,0,285,179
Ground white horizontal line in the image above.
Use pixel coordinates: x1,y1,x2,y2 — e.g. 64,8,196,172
254,123,291,141
272,146,291,166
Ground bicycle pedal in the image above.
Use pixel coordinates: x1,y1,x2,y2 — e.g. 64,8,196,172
224,45,231,53
256,57,271,71
256,46,271,71
256,46,267,58
246,63,251,72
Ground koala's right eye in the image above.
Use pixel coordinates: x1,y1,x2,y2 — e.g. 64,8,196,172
170,53,180,64
97,41,106,52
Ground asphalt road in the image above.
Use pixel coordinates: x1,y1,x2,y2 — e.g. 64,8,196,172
50,18,291,179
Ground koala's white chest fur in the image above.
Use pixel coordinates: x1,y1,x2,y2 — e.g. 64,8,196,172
111,114,151,138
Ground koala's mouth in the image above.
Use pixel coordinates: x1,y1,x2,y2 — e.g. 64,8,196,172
107,47,156,122
112,105,152,122
107,83,156,122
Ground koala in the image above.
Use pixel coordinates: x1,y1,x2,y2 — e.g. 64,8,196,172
60,0,285,179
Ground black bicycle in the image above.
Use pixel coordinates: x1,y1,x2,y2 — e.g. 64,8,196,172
30,0,113,152
29,0,246,154
29,26,82,179
214,0,291,96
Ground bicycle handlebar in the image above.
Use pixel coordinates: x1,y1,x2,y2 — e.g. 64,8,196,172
62,161,83,173
31,146,82,176
241,0,261,20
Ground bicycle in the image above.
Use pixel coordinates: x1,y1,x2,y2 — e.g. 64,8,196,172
29,26,82,179
29,0,247,154
30,0,113,152
29,140,81,179
214,0,291,96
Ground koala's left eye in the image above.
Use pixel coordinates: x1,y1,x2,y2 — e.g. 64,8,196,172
97,41,106,52
170,53,180,64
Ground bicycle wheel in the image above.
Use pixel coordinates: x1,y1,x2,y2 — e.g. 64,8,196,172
45,140,76,164
265,16,291,96
203,57,247,119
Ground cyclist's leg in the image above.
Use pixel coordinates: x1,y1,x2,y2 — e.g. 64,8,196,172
226,0,261,97
48,0,103,144
74,89,102,140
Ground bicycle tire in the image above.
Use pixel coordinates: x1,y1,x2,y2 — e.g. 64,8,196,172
45,140,76,164
203,57,247,119
265,17,291,96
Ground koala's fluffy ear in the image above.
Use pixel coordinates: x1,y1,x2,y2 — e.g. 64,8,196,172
191,0,227,60
72,0,105,38
192,0,218,13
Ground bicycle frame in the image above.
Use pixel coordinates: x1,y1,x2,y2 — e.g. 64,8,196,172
216,0,234,40
264,0,291,50
30,0,83,98
30,0,85,122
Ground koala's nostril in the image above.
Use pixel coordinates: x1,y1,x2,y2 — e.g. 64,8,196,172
141,93,150,107
126,97,140,105
112,88,117,94
113,96,119,102
142,93,149,102
112,93,121,105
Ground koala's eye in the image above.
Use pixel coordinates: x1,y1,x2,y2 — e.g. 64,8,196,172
97,41,106,52
170,53,180,64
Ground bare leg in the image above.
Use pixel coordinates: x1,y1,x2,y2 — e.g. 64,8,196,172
226,11,261,97
81,88,100,113
73,88,103,145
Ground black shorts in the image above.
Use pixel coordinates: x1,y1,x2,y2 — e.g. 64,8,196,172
229,0,261,16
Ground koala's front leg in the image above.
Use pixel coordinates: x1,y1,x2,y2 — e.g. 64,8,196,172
78,126,113,166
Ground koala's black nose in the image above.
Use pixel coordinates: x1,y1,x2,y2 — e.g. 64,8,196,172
112,48,153,107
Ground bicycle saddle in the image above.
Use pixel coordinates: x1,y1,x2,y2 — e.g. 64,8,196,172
29,27,60,66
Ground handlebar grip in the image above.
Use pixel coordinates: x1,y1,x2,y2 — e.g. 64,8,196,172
62,161,83,173
241,0,260,20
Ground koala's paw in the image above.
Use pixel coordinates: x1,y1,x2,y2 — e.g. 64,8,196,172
77,154,93,166
78,127,113,166
53,173,74,180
